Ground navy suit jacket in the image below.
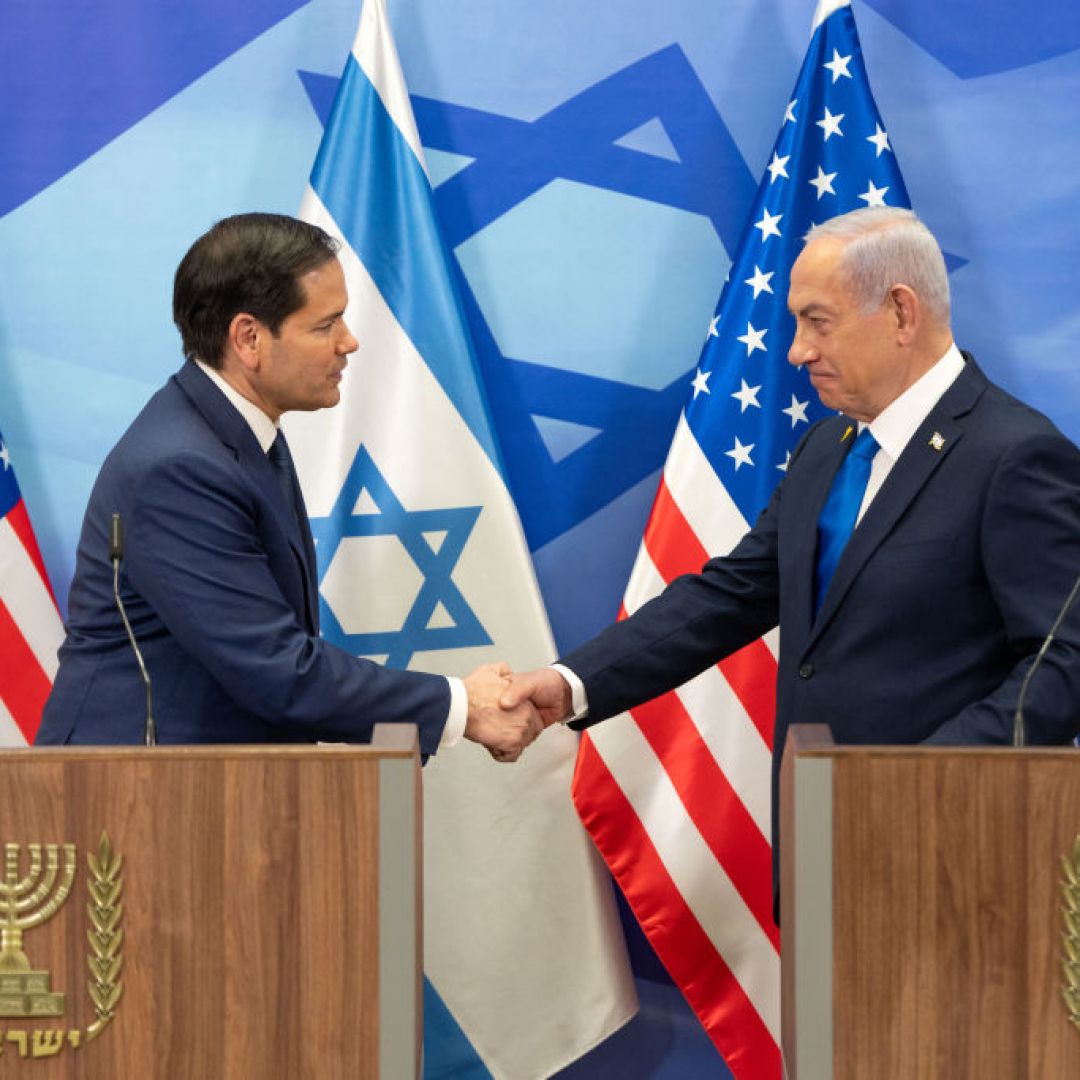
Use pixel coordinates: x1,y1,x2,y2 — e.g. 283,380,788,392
562,358,1080,889
37,362,450,751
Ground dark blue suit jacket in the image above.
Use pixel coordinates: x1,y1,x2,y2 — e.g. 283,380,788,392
562,359,1080,884
37,362,449,751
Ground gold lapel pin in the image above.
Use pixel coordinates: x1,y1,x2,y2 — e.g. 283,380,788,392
929,431,945,451
841,424,854,442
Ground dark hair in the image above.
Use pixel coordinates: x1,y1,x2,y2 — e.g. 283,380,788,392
172,213,340,367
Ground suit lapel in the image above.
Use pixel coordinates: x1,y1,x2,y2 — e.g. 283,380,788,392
174,363,320,631
807,359,987,647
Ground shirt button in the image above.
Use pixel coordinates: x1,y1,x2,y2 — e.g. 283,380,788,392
798,662,815,679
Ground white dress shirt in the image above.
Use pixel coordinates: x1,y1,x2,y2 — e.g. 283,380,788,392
858,343,965,523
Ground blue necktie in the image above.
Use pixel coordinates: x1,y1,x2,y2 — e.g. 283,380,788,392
814,427,879,614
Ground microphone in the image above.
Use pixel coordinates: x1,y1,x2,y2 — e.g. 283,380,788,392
110,513,157,747
1013,570,1080,747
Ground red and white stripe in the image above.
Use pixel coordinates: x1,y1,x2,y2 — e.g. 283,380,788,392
572,413,781,1079
0,498,63,745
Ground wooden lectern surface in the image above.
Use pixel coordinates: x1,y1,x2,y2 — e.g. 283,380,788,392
0,742,418,1079
783,727,1080,1080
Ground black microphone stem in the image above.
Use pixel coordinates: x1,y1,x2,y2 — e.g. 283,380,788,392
1013,571,1080,748
110,513,157,747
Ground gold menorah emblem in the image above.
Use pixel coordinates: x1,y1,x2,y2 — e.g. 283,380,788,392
0,842,76,1018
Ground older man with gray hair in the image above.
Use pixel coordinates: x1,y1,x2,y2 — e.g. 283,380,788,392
503,206,1080,906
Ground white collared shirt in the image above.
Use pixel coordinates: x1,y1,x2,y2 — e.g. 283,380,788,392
195,359,278,451
192,360,465,745
858,343,965,523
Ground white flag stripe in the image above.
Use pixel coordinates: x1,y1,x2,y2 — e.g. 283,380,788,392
664,417,755,559
587,719,781,1039
352,0,427,179
618,508,772,838
619,552,772,838
675,667,772,838
622,543,666,617
663,424,782,660
0,695,26,747
813,0,851,31
0,520,61,678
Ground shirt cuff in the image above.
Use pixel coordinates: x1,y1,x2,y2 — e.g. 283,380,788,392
440,676,467,747
550,663,589,722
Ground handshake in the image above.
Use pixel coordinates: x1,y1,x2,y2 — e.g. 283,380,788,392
461,663,573,763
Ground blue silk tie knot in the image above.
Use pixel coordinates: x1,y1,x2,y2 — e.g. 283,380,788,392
814,427,879,615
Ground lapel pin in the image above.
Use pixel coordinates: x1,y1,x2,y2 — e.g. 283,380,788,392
841,424,854,442
929,431,945,451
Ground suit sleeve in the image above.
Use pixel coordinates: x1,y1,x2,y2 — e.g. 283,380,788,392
562,476,784,725
924,431,1080,746
123,449,451,754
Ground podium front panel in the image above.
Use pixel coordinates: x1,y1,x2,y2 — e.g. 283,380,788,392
782,733,1080,1080
0,740,420,1079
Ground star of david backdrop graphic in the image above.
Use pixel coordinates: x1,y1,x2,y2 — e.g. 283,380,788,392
1,1,1079,1076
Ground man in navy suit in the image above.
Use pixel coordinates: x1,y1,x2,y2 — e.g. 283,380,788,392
37,213,539,759
502,207,1080,827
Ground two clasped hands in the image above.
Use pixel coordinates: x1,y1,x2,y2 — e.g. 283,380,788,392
461,663,573,762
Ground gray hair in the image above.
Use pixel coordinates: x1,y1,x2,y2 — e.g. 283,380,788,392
807,207,951,324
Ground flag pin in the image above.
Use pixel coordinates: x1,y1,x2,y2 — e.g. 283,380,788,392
929,431,945,451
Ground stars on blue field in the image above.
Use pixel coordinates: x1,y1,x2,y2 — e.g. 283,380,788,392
683,4,910,525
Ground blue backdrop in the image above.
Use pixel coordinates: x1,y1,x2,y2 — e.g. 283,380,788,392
2,1,1078,1075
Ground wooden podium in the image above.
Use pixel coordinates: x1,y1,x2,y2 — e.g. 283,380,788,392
0,725,421,1078
780,724,1080,1079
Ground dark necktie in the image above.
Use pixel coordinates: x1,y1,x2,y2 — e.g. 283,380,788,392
267,429,320,629
267,430,303,528
814,427,879,614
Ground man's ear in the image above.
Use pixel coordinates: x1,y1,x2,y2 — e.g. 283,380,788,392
890,283,920,345
226,312,262,372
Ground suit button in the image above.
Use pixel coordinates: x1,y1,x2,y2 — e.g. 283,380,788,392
798,662,815,679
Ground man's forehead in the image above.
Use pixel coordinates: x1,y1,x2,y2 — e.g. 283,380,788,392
789,238,848,301
794,234,845,275
295,258,347,312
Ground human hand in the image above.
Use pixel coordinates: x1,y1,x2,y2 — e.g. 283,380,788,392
463,662,544,762
499,667,573,729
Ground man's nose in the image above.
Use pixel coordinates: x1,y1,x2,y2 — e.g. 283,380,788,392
788,328,814,367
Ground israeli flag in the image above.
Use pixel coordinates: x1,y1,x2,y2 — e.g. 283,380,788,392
284,1,636,1076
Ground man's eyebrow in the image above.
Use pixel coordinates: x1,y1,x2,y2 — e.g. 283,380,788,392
792,301,831,317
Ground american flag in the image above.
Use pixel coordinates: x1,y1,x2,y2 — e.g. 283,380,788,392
570,2,911,1075
0,429,63,745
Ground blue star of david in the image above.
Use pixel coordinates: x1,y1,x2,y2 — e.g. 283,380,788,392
308,445,490,669
299,46,755,550
6,5,1076,220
